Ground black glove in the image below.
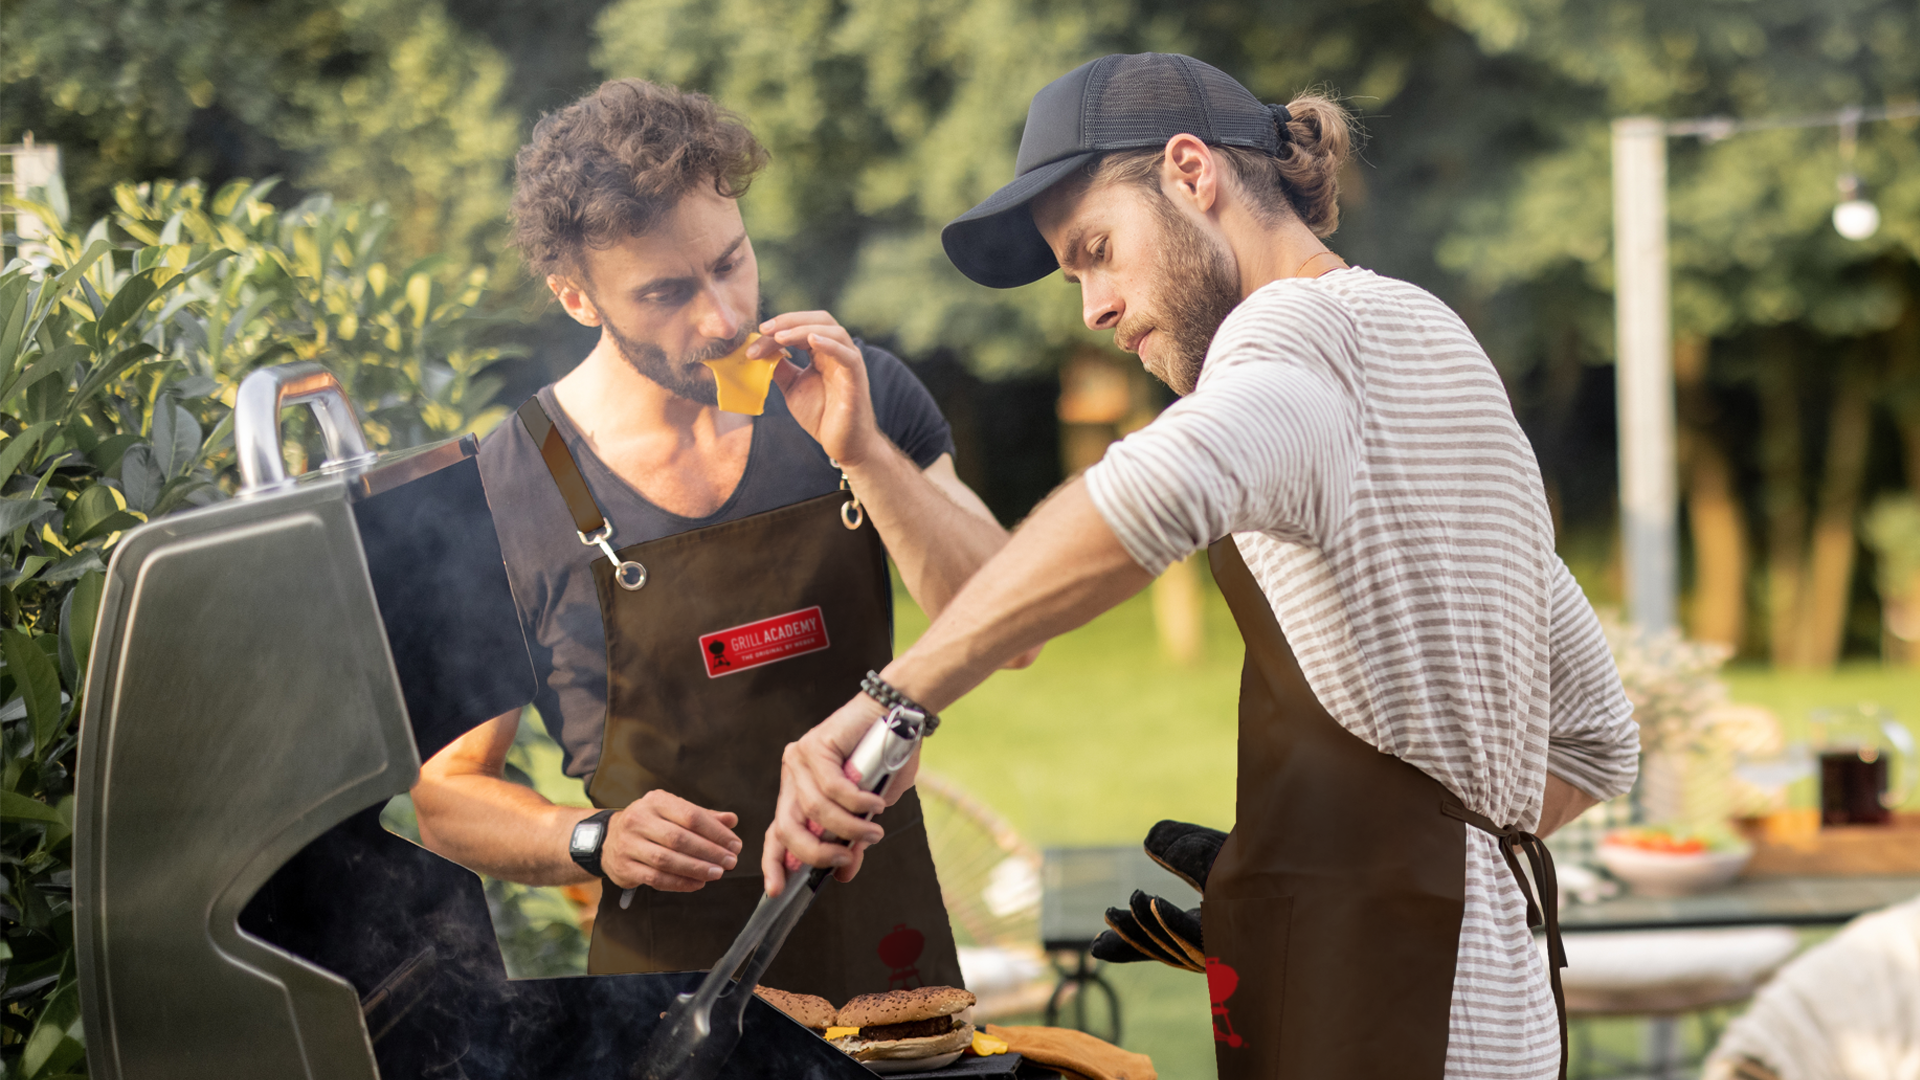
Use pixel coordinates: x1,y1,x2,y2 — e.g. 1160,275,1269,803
1091,890,1204,973
1144,819,1226,893
1087,820,1225,974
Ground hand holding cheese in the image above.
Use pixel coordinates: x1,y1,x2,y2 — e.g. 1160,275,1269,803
701,331,784,415
760,309,884,469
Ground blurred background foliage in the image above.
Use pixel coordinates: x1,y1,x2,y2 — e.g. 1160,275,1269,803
1,0,521,265
5,0,1918,1071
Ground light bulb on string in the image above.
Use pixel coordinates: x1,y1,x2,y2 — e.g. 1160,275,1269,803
1832,109,1879,241
1834,195,1880,241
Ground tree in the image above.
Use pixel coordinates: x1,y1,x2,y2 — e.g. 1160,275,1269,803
594,0,1149,375
1430,0,1920,663
1,0,523,264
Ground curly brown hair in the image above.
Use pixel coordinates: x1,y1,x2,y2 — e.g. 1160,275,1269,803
510,78,770,281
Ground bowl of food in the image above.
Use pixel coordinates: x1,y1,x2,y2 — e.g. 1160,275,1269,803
1597,828,1751,898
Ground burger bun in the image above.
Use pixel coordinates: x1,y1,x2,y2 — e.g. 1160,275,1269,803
752,985,836,1031
829,1021,974,1062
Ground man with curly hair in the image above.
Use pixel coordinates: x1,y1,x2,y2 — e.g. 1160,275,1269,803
410,79,1009,1000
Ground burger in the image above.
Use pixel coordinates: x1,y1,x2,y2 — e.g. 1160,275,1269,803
752,985,837,1035
825,986,977,1063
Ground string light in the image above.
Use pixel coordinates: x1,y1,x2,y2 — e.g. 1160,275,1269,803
1832,108,1878,241
1669,101,1910,243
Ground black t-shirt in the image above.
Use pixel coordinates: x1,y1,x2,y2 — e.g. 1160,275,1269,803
479,344,954,783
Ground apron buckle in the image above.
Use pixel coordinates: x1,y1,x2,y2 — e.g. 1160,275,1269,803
578,524,649,591
829,458,864,530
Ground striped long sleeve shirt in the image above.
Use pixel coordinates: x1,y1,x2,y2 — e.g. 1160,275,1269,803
1083,268,1638,1079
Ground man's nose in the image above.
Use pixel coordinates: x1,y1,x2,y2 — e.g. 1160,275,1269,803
694,288,749,342
1082,280,1121,332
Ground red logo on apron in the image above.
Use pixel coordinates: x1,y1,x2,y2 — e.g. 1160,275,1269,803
699,606,830,677
878,923,925,990
1207,958,1244,1048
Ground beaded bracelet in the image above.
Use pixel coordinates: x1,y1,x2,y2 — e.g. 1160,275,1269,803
860,671,941,736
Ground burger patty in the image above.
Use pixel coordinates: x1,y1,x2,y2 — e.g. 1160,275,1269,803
859,1016,956,1041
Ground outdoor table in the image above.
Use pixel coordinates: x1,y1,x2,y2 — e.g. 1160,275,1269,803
1039,846,1190,1042
1554,874,1920,1079
1558,873,1920,931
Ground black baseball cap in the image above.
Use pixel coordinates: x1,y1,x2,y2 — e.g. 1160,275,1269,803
941,53,1291,289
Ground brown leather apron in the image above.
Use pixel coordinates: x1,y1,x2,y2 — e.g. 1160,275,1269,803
517,400,962,1004
1203,537,1566,1079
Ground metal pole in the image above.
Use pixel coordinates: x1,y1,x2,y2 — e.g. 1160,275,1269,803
1612,117,1677,634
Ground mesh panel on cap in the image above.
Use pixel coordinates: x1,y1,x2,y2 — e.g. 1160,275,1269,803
1084,54,1279,153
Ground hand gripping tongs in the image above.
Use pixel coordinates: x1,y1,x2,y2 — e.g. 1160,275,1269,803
635,705,931,1080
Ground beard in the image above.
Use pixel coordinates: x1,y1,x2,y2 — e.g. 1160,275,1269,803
1116,194,1243,396
602,320,749,407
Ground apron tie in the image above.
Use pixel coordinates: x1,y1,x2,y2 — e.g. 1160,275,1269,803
1441,799,1569,1080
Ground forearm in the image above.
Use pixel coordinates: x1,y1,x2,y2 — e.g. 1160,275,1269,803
844,445,1008,618
413,769,596,887
1537,771,1599,838
881,479,1153,711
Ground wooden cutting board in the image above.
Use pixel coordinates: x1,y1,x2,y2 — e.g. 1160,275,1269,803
1737,810,1920,876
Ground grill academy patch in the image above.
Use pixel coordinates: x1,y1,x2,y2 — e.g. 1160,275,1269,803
699,606,830,677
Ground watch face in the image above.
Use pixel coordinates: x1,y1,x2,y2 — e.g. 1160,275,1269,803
571,821,604,855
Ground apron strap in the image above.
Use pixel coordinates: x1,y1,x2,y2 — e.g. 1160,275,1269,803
517,397,610,538
1442,799,1569,1080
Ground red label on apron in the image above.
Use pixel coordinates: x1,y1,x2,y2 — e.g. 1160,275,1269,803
699,606,830,677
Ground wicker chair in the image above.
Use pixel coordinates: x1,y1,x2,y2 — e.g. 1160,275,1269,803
916,770,1055,1020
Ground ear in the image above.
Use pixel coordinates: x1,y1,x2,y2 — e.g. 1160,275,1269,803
548,273,602,328
1159,134,1219,215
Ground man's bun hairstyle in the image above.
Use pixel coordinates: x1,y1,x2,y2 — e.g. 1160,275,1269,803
1251,91,1355,236
510,78,770,281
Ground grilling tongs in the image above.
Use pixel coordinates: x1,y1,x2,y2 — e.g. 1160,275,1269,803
635,705,931,1080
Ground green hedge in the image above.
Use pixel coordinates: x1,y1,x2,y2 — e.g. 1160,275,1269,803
0,178,507,1077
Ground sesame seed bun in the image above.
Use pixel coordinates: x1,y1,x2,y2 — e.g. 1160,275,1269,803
834,986,976,1028
752,986,837,1031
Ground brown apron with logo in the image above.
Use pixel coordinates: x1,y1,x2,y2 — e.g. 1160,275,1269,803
517,400,962,1004
1203,537,1567,1079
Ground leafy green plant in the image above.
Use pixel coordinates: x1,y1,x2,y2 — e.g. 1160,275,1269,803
0,177,509,1077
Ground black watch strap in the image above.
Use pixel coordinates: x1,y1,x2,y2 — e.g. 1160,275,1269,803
569,809,615,879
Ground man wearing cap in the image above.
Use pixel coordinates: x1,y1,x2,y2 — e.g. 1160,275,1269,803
767,54,1639,1079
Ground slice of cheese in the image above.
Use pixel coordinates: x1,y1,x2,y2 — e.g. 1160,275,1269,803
823,1026,861,1041
701,331,780,415
970,1030,1009,1056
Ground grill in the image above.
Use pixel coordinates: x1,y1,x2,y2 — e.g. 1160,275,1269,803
71,362,874,1079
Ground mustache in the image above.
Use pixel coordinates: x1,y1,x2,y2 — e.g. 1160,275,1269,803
692,331,752,365
1112,315,1150,355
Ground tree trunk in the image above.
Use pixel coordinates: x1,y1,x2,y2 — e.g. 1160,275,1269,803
1674,335,1747,650
1152,555,1204,664
1796,373,1873,669
1758,334,1808,667
1884,310,1920,666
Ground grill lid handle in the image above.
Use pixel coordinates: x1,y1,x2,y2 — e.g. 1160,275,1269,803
235,363,375,492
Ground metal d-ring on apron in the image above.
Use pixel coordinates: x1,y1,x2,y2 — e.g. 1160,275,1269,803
1202,537,1567,1080
514,399,962,1005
